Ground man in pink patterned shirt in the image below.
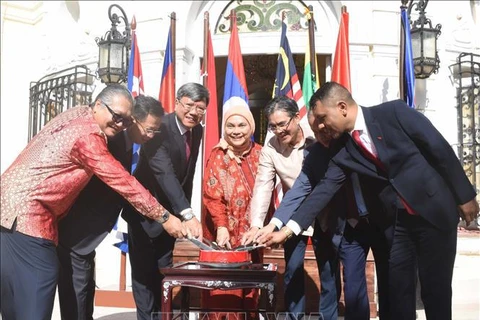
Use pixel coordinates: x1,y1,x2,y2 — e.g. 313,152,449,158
0,84,186,320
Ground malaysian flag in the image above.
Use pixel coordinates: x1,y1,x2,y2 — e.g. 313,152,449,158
270,21,305,207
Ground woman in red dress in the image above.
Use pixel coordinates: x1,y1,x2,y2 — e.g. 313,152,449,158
202,104,262,319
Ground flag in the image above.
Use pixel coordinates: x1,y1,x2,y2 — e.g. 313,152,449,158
270,22,306,208
273,22,306,118
202,26,219,166
159,26,175,113
222,12,249,132
331,8,351,92
303,9,320,108
113,29,146,254
127,30,144,97
400,7,415,108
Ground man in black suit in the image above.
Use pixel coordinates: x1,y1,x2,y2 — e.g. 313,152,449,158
256,110,392,319
262,82,478,320
122,82,209,320
56,95,164,320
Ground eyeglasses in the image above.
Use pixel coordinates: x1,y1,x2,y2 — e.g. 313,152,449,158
268,117,294,133
136,119,161,136
177,99,207,115
103,102,133,127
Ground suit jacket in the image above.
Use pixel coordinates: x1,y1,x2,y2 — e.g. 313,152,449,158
58,131,132,255
122,112,202,238
274,142,348,249
291,100,476,231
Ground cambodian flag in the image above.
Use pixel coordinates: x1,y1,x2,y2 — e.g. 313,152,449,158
127,30,144,98
159,26,175,113
113,29,146,254
222,12,249,128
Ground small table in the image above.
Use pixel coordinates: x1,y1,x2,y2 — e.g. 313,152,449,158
161,262,278,320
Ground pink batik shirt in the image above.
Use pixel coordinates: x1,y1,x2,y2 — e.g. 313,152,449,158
0,105,165,244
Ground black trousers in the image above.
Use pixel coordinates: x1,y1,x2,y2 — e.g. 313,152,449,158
127,223,176,320
340,218,392,320
56,244,96,320
389,210,457,320
0,226,59,320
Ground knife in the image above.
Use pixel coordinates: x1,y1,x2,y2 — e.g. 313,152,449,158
233,244,266,251
188,237,214,251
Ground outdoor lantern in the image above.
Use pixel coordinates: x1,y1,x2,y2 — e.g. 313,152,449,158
96,4,131,84
407,0,442,79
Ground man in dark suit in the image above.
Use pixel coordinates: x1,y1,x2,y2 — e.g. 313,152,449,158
122,82,209,320
262,82,479,320
256,110,392,320
56,95,164,320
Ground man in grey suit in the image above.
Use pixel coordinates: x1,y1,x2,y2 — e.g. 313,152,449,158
57,95,164,320
122,83,209,320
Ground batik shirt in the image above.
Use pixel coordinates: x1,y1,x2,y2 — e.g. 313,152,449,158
1,106,166,243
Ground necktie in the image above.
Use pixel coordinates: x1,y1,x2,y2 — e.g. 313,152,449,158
351,130,417,215
352,130,385,170
185,131,192,162
131,143,140,174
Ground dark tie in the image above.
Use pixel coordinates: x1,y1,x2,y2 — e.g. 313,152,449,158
185,131,192,162
131,143,140,174
351,130,417,215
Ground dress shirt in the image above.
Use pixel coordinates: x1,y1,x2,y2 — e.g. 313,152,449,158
249,121,315,232
174,115,194,218
348,106,377,156
0,106,166,244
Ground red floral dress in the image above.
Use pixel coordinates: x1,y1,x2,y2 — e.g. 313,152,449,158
201,142,262,318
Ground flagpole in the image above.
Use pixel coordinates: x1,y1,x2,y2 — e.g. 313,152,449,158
399,0,407,102
203,12,209,88
171,12,176,94
200,11,209,221
308,5,316,81
117,14,138,294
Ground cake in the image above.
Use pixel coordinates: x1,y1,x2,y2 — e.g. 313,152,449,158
198,249,249,264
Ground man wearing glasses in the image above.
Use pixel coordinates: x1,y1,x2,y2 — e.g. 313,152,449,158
56,94,165,320
122,82,209,320
0,85,186,320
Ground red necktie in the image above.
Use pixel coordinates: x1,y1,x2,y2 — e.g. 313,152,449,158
352,130,385,170
185,131,192,162
352,130,417,215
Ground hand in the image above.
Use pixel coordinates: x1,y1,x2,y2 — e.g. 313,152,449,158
458,199,479,224
216,227,232,249
184,217,202,239
162,215,187,238
264,230,289,248
241,227,259,245
254,223,277,245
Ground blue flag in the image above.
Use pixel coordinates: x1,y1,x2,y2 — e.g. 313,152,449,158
401,8,415,108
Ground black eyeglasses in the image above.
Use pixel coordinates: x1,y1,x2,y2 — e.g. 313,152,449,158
268,117,294,133
136,118,161,136
177,99,207,115
103,102,133,127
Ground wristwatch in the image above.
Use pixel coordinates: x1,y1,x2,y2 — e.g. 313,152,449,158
182,210,195,221
157,211,170,224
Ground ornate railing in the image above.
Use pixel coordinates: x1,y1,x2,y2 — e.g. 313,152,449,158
28,65,96,141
